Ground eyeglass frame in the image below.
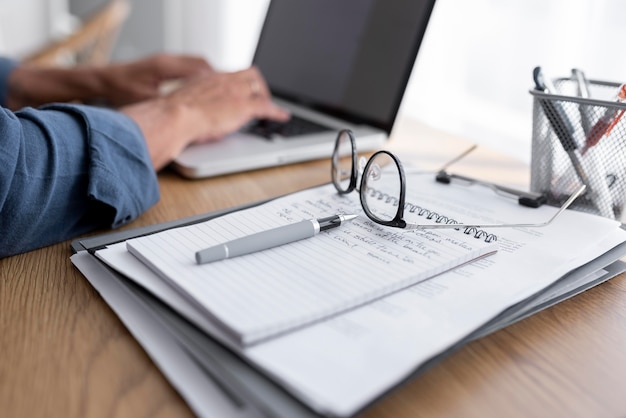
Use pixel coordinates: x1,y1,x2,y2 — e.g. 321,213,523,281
331,129,587,231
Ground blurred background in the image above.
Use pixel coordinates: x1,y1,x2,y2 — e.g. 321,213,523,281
1,0,625,163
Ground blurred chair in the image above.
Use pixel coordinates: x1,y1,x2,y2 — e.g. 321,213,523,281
23,0,130,67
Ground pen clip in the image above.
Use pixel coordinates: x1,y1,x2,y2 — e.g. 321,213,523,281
533,66,559,94
571,68,591,98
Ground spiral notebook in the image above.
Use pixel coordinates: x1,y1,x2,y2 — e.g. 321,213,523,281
125,182,498,346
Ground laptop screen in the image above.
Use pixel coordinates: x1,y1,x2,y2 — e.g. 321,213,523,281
253,0,436,134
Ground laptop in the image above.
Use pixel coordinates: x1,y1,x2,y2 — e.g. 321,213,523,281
171,0,436,179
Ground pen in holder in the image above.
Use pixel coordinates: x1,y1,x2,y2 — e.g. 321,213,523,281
530,73,626,221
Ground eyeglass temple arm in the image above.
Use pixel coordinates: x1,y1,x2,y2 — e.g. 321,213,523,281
405,184,586,230
436,171,547,208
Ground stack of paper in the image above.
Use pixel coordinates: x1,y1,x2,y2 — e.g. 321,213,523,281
74,174,626,417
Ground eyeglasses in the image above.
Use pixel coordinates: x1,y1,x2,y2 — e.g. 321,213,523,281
331,129,586,234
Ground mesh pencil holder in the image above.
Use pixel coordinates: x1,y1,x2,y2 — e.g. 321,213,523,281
530,78,626,221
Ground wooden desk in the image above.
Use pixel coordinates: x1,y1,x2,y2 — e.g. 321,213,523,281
2,118,625,417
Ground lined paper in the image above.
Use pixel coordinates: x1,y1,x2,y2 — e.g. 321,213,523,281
127,184,497,345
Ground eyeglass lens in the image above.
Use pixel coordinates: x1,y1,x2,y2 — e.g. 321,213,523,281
331,130,357,194
361,152,403,223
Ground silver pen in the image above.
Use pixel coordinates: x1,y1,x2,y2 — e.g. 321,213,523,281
195,213,358,264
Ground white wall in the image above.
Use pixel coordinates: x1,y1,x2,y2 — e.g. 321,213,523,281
401,0,626,161
162,0,269,72
0,0,76,57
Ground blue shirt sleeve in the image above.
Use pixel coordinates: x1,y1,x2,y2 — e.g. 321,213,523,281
0,104,159,258
0,57,18,107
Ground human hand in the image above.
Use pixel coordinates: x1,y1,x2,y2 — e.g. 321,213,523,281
97,53,214,106
121,66,290,170
5,53,212,110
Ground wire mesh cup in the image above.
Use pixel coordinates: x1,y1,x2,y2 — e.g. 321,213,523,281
530,78,626,221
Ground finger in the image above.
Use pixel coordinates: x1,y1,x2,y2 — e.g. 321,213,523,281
151,54,214,80
247,98,291,122
247,66,272,98
222,73,265,99
232,67,272,99
202,98,290,141
120,83,162,103
248,77,263,98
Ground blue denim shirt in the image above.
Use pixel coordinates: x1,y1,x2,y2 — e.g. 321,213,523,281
0,58,159,258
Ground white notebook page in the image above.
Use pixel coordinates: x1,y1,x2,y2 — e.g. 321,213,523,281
127,183,497,345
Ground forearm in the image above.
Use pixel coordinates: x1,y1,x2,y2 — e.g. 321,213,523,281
0,105,159,258
5,65,106,110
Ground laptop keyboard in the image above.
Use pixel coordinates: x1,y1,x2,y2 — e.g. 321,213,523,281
244,115,331,139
